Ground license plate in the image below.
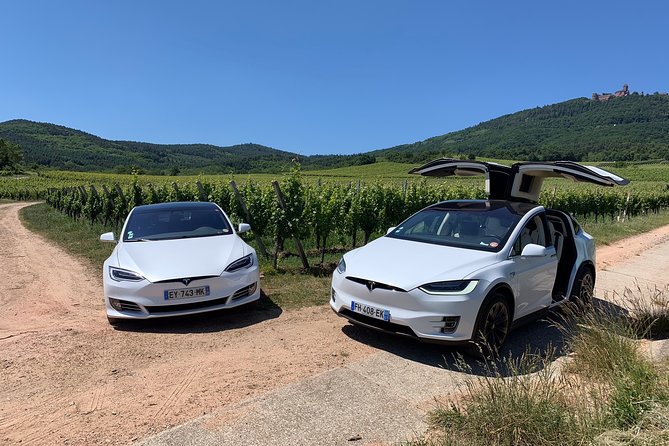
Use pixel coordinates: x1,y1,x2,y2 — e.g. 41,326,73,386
164,286,210,300
351,301,390,322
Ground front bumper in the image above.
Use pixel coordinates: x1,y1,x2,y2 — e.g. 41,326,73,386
330,272,487,343
103,266,260,320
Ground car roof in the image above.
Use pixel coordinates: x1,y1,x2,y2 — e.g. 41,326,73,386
132,201,220,213
426,199,540,216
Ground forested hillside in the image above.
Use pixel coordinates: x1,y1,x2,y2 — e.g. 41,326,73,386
376,93,669,163
2,92,668,174
0,120,374,174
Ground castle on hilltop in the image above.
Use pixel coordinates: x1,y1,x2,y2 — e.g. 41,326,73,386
592,84,629,102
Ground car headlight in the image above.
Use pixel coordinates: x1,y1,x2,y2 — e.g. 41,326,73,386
336,257,346,274
109,266,145,282
225,254,254,272
419,280,478,295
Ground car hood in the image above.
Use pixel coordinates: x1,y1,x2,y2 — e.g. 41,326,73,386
343,236,498,291
116,235,247,282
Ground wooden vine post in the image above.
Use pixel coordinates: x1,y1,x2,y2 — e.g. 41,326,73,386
271,181,310,269
114,184,127,227
229,180,269,259
621,192,632,222
196,181,207,201
101,185,114,226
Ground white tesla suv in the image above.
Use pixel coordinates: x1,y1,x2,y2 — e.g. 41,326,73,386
330,159,628,353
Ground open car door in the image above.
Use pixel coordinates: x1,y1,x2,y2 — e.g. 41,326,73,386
410,158,629,203
507,161,629,202
408,158,513,200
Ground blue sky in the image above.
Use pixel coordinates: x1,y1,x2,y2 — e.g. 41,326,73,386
1,0,668,155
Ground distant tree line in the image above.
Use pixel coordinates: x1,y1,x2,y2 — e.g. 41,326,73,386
0,139,23,174
0,120,377,174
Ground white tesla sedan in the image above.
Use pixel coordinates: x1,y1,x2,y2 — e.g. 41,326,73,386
100,201,260,325
330,159,628,353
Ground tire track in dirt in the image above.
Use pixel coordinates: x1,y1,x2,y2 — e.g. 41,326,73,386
154,364,203,418
0,394,70,434
87,383,108,413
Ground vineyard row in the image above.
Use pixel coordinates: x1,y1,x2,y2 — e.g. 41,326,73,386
37,171,669,267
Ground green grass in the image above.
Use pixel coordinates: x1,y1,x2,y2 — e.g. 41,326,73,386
560,297,669,430
20,202,116,270
411,292,669,446
261,273,331,309
581,210,669,246
580,210,669,245
425,349,602,446
302,161,418,179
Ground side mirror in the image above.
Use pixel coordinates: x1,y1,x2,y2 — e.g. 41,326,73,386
100,232,116,243
386,226,397,235
238,223,251,234
520,243,547,257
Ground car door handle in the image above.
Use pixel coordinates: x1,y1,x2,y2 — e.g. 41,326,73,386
550,253,557,258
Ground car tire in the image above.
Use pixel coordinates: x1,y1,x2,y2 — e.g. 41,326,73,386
570,266,594,309
469,292,511,358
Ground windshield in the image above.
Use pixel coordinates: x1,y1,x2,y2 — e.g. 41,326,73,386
123,206,232,242
386,202,523,252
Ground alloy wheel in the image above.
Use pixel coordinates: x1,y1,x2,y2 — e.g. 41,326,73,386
481,301,510,353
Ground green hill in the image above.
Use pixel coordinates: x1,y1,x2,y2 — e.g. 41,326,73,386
375,93,669,163
0,120,374,174
2,92,668,174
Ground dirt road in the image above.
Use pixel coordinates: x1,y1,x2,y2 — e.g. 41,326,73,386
0,202,377,445
2,201,669,445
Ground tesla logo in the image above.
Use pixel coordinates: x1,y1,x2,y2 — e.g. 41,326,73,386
366,281,376,292
181,278,193,286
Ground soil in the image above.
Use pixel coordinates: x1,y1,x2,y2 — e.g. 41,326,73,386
0,203,376,445
595,224,669,271
1,201,668,445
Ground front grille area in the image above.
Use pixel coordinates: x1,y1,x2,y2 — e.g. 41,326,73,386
145,296,229,314
345,277,406,292
340,309,416,337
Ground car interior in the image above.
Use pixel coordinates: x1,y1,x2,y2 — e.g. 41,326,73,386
546,209,578,301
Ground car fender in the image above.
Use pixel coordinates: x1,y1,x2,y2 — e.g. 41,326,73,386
463,280,515,340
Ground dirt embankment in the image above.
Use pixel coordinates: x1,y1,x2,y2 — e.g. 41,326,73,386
1,201,668,445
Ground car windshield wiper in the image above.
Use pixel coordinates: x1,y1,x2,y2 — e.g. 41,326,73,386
126,238,154,242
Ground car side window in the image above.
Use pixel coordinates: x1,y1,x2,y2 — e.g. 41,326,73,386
510,213,549,256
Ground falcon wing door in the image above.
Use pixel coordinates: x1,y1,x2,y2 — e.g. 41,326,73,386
410,158,630,204
409,158,513,199
508,161,630,203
